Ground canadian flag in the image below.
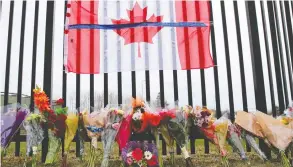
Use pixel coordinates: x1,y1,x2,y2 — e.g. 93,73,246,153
64,0,214,74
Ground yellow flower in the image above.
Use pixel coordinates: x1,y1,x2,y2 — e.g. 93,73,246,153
280,117,289,125
116,109,124,115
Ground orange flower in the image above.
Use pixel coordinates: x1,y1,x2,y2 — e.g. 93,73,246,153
33,86,51,112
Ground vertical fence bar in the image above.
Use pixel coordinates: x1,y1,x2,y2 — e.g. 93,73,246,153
89,1,94,112
30,1,39,112
233,1,251,152
280,1,293,101
273,1,289,107
155,1,167,156
75,0,81,157
220,1,235,122
169,0,179,156
42,1,55,162
246,1,271,159
180,1,194,155
193,1,209,154
15,0,26,157
209,1,221,119
260,1,277,118
117,1,122,105
61,0,68,157
283,1,293,100
104,1,108,107
267,1,286,114
142,0,150,103
4,1,14,111
129,1,136,99
63,1,68,109
233,1,249,114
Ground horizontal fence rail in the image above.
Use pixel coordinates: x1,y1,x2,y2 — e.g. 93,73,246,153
2,0,293,161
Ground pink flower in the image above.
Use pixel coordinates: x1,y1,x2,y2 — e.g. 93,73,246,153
195,112,202,118
112,123,120,130
126,157,133,165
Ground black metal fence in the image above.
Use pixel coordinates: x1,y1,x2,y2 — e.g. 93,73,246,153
3,0,293,162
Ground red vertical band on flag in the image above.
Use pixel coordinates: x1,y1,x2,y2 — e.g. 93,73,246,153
195,1,204,66
175,0,214,69
90,1,94,73
76,1,81,74
67,0,100,74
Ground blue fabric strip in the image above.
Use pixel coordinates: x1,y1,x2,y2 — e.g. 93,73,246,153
68,22,207,30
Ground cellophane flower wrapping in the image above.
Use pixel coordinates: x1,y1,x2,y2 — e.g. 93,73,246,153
166,109,191,160
226,118,247,160
1,104,28,157
82,110,107,167
45,130,62,164
213,117,229,155
121,141,159,167
254,111,293,166
242,131,268,160
23,113,44,167
62,111,79,167
101,107,124,167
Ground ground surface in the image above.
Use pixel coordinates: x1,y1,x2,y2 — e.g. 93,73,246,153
1,140,283,167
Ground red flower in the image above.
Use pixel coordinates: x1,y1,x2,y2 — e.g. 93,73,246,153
159,109,176,121
56,98,64,105
147,155,158,166
132,148,143,161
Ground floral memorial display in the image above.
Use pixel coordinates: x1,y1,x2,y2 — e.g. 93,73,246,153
121,141,159,167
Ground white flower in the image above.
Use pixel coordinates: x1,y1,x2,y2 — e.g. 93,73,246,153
132,112,142,121
32,146,38,155
144,151,153,160
127,151,133,157
137,160,143,167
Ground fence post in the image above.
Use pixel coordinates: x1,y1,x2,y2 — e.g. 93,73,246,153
15,0,27,156
245,1,271,159
279,1,293,101
4,1,14,116
42,0,55,162
209,1,222,120
266,1,286,114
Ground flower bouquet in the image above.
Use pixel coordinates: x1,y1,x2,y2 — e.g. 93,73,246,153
254,111,293,167
226,119,247,161
23,113,44,167
190,106,229,166
235,110,293,166
45,105,67,164
161,107,193,167
33,86,67,164
61,110,79,167
121,141,159,167
101,107,124,167
82,109,107,167
77,110,88,161
1,104,28,159
235,111,268,161
213,116,229,166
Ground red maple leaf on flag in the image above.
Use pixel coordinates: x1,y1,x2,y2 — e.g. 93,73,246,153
111,2,164,57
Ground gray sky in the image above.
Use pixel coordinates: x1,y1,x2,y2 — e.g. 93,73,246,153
1,0,293,113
